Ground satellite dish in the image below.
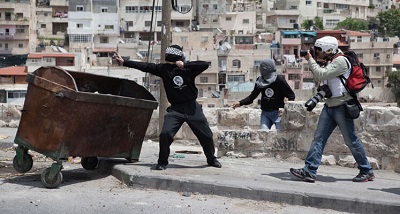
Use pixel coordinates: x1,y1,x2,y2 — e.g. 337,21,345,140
223,42,231,50
51,45,59,52
136,52,143,59
58,47,68,53
211,90,220,98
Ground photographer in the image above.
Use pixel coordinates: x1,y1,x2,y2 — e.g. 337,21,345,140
289,36,374,183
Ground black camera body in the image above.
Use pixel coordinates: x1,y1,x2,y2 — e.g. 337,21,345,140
304,85,332,111
300,46,316,58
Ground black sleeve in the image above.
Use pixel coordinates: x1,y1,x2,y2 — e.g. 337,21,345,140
280,77,295,101
183,61,209,76
123,60,162,76
239,84,261,106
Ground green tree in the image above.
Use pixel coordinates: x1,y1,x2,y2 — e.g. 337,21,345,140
301,17,324,30
335,18,368,31
387,71,400,107
377,9,400,37
314,17,324,30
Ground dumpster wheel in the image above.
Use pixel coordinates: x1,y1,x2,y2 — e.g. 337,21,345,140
81,157,98,170
41,167,63,189
13,153,33,173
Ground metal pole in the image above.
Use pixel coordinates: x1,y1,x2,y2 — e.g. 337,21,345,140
159,0,171,134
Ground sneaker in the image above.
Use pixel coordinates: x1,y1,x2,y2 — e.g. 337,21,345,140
208,159,222,168
352,172,375,182
155,164,167,170
290,168,316,183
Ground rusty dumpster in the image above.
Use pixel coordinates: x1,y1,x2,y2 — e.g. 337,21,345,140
12,66,158,188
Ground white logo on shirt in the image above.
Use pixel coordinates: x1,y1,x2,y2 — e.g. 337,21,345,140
265,88,274,98
173,76,186,89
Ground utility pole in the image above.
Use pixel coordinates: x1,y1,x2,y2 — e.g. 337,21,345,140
159,0,171,133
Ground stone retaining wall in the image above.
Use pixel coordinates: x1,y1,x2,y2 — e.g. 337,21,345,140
146,102,400,172
3,102,400,172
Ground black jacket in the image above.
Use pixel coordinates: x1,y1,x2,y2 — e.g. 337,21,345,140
123,60,209,105
239,75,295,111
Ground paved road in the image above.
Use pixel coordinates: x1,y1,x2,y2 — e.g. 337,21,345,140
1,127,400,214
0,147,348,214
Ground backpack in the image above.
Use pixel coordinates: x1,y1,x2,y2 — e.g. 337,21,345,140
336,51,373,95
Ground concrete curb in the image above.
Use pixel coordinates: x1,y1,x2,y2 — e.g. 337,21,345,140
98,160,400,214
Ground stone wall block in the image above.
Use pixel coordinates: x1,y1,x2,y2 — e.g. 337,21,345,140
274,131,300,151
203,108,218,125
217,108,249,128
365,107,400,132
282,101,307,131
358,132,400,157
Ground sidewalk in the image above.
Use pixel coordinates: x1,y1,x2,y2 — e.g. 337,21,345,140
1,127,400,213
99,141,400,214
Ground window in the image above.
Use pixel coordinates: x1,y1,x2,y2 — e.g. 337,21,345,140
157,21,162,26
155,6,162,12
101,7,108,13
335,4,349,9
5,43,8,50
8,90,26,99
100,37,109,43
232,59,241,68
126,6,139,13
18,43,23,48
357,36,362,42
326,19,339,27
213,4,218,10
288,74,301,80
16,25,25,33
373,53,380,58
176,21,184,27
306,1,312,5
243,19,249,24
228,75,245,82
41,24,46,28
104,25,114,30
76,5,84,11
69,34,92,43
77,23,83,28
376,67,381,72
200,77,208,83
145,21,151,27
357,53,363,58
226,17,231,21
289,19,296,23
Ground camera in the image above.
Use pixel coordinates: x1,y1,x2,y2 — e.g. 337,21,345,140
304,85,332,111
300,46,316,58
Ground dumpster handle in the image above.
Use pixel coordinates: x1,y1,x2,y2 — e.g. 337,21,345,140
54,92,64,98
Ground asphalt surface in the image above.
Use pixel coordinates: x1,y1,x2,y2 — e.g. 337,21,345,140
1,127,400,214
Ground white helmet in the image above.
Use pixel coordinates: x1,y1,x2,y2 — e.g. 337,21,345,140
314,36,338,54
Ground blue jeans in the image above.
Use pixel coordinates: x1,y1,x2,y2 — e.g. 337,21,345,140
260,110,281,130
303,104,373,177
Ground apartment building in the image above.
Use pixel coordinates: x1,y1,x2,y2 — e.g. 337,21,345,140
347,31,398,88
267,0,377,31
0,0,33,55
35,0,69,52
